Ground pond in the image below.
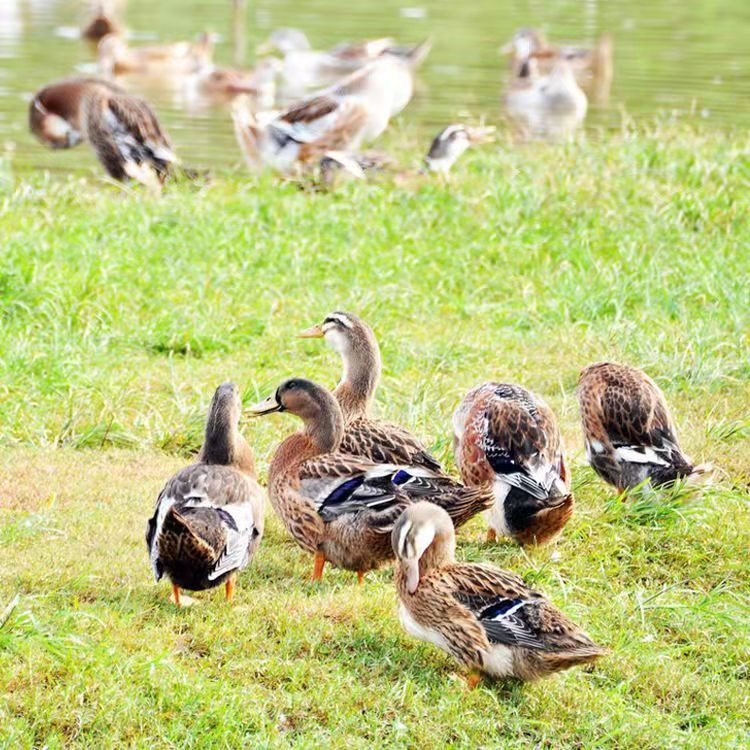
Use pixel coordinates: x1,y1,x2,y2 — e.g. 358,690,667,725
2,0,749,175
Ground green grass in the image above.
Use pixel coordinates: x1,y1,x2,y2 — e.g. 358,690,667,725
1,125,749,749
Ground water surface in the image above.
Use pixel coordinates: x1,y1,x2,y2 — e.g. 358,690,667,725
2,0,749,174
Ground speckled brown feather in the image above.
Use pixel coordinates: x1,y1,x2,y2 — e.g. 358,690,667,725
578,362,695,489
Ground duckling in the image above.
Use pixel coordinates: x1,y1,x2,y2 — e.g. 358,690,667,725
503,27,613,103
146,383,264,607
423,124,495,176
578,362,712,494
29,77,176,188
82,3,121,44
231,41,430,174
249,379,492,583
393,503,604,683
452,383,572,545
257,28,395,99
299,312,442,472
505,57,587,140
98,31,214,77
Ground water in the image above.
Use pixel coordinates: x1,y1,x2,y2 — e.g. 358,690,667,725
2,0,749,174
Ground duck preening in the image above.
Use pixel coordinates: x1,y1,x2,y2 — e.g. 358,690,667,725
29,78,176,188
452,382,573,545
578,362,712,494
249,378,491,583
231,40,431,174
392,503,605,683
147,383,265,607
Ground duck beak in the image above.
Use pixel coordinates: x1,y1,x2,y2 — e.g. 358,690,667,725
248,393,283,416
403,557,421,594
466,125,496,145
298,324,324,339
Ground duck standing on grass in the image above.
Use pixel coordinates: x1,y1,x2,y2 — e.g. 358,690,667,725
392,503,604,685
578,362,712,494
249,379,492,583
422,124,495,176
147,383,264,607
452,382,573,545
29,78,176,189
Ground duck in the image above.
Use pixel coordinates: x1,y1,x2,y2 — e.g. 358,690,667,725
81,3,121,44
256,28,396,99
249,378,492,582
502,27,613,103
392,503,605,684
146,383,265,607
505,56,588,140
231,40,431,174
192,57,282,107
29,77,176,188
577,362,712,494
98,31,214,77
423,124,496,176
299,312,442,471
452,382,573,546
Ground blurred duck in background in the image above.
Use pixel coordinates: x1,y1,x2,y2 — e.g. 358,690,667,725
98,31,215,77
189,57,282,107
256,27,396,100
505,56,588,141
503,27,613,104
81,2,122,44
232,40,431,174
29,78,176,189
423,124,495,177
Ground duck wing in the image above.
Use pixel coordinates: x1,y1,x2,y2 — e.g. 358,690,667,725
341,416,443,472
447,563,597,652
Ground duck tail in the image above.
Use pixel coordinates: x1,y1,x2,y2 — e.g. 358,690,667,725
537,644,606,676
157,506,217,567
443,484,495,529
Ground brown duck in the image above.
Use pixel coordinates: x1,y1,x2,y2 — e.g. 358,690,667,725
578,362,711,493
392,503,604,684
299,311,442,472
146,383,265,607
250,378,492,583
29,78,176,187
452,382,573,545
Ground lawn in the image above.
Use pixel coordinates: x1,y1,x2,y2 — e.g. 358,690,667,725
0,125,748,748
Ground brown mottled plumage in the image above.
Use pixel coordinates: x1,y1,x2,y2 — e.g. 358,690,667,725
97,32,214,76
146,383,264,606
452,382,572,545
578,362,710,493
29,78,176,187
392,503,604,682
299,312,443,472
249,379,491,582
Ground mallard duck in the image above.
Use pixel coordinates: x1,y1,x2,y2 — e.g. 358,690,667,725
505,57,587,140
578,362,712,493
299,312,443,471
452,382,572,545
82,3,121,43
29,78,176,188
98,32,214,77
423,124,495,175
503,27,613,103
249,378,492,582
231,41,430,174
193,58,281,106
146,383,264,607
392,502,604,683
257,28,396,98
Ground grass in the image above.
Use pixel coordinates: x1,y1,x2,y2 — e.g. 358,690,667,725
0,124,749,748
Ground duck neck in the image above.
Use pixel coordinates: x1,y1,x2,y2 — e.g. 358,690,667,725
419,533,455,574
332,334,382,418
200,414,256,476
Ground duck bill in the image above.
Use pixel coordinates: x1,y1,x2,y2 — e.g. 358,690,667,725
403,557,421,594
298,324,324,339
248,394,283,416
466,126,496,144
